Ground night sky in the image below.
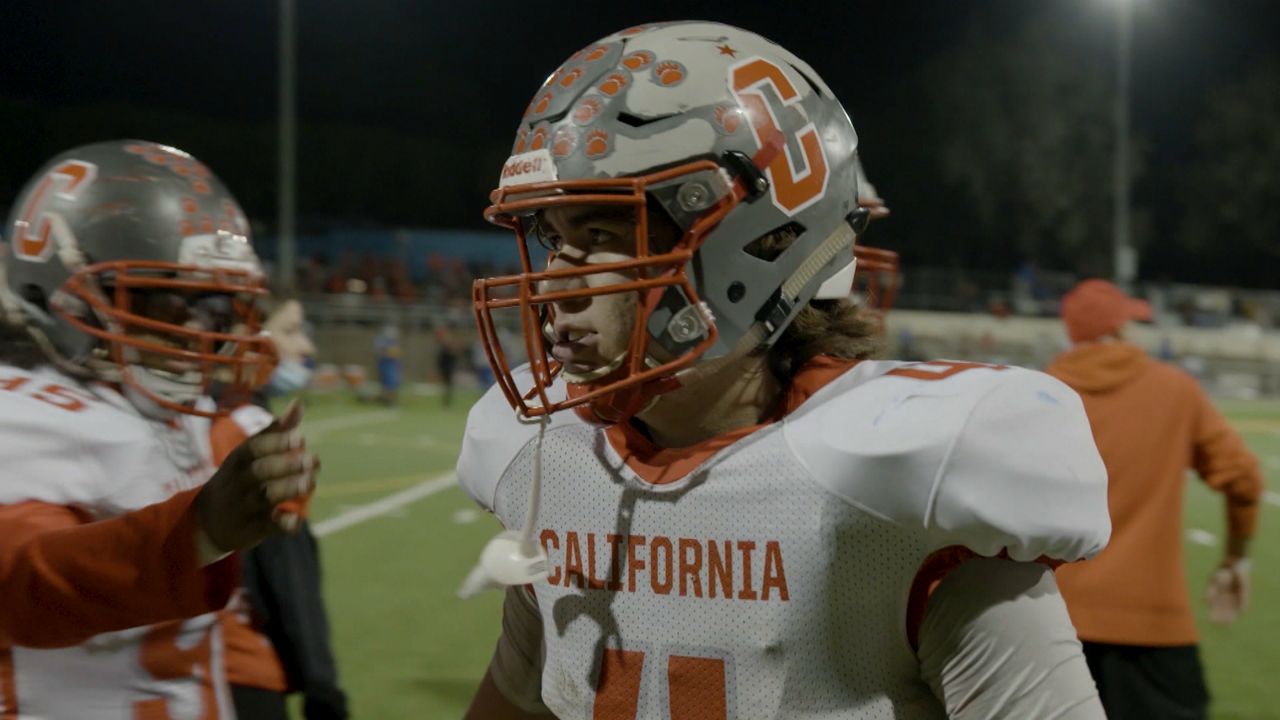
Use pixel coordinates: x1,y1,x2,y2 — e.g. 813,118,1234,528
1,0,1277,282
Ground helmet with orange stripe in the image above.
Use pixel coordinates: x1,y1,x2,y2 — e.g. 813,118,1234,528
475,21,891,425
0,140,276,417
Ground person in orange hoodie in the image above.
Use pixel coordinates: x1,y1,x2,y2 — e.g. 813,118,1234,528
1049,279,1263,720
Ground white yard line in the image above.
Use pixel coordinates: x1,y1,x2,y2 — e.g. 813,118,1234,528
313,472,457,538
1265,491,1280,508
1185,528,1218,547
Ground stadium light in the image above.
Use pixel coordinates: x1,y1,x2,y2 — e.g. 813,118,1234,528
1111,0,1136,289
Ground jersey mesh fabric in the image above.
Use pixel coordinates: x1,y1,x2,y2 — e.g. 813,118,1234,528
494,422,944,719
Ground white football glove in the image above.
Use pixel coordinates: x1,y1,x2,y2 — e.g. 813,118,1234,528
1205,557,1251,625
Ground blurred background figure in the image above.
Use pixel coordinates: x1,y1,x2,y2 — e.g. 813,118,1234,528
215,295,349,720
263,297,316,398
434,322,461,408
1049,279,1263,720
470,334,494,390
374,323,402,406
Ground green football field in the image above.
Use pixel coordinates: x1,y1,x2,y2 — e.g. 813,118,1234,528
294,391,1280,719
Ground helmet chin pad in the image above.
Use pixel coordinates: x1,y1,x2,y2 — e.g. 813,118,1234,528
123,364,204,415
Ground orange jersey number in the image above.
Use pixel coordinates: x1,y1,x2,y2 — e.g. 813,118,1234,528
0,375,94,412
593,648,729,720
885,360,1008,382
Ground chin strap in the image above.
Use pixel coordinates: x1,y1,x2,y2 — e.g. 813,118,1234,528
754,210,865,338
456,414,551,599
520,415,548,557
671,211,865,391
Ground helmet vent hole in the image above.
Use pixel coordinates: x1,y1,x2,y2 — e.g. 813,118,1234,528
727,282,746,303
617,112,678,128
790,64,825,99
743,222,805,262
19,284,49,313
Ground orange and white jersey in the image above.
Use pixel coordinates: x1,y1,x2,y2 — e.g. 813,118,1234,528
0,363,239,719
458,357,1111,719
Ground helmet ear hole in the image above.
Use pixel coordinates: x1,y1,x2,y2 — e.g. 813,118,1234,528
727,282,746,303
19,284,49,313
742,222,805,262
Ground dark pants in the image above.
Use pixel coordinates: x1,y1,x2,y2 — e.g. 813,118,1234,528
1082,641,1209,720
231,684,288,720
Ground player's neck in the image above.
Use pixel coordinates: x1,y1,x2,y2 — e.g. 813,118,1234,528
635,353,781,449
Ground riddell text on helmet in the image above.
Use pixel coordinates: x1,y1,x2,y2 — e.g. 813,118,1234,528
499,149,558,187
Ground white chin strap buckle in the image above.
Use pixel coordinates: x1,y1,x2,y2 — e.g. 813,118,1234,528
458,530,549,598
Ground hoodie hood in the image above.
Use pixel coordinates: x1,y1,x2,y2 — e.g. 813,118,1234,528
1047,341,1152,394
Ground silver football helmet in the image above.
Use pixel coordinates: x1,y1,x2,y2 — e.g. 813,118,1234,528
474,21,874,423
0,140,275,416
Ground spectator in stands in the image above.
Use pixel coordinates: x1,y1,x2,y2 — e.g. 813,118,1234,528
374,324,403,406
1048,279,1263,720
389,258,417,303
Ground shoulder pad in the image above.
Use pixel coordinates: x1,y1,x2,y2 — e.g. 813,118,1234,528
929,368,1109,561
784,360,1013,526
0,365,151,508
786,361,1109,562
456,365,579,513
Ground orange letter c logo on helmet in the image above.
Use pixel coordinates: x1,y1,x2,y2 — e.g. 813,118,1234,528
729,58,829,216
12,160,98,263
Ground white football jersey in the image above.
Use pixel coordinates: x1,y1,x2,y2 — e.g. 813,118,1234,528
0,363,235,719
458,358,1110,719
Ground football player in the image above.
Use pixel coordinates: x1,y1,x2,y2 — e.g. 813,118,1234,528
458,22,1111,719
0,140,317,717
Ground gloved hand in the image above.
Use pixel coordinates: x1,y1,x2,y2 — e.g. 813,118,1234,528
1205,556,1251,625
